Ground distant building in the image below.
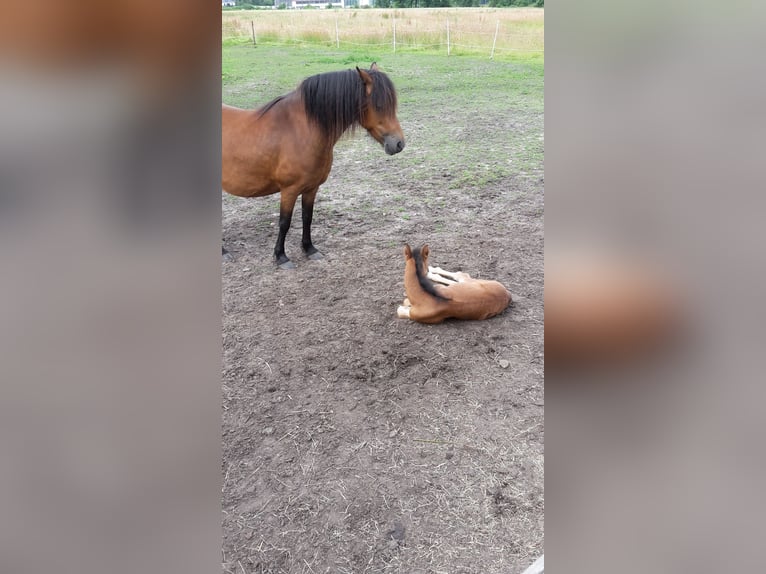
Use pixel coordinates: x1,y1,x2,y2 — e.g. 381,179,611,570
273,0,372,7
222,0,236,6
293,0,342,7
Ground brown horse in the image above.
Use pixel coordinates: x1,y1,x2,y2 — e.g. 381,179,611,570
397,244,513,324
222,63,405,269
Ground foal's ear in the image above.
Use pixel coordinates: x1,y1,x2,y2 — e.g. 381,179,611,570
356,66,373,96
421,244,430,259
370,62,379,71
404,244,412,259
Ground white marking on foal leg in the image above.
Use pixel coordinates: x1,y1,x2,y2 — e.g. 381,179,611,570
430,266,470,282
396,305,411,319
427,271,456,285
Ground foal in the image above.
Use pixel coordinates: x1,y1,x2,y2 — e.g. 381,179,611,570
397,245,512,324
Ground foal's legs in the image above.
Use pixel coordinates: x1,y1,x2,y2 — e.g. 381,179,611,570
301,189,323,260
428,266,472,284
427,270,457,286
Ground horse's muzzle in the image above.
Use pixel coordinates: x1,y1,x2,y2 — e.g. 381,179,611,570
384,135,405,155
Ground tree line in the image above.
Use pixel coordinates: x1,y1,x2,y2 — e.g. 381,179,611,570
230,0,543,8
376,0,542,6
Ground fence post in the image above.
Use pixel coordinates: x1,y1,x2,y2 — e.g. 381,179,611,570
335,17,339,49
251,21,257,47
393,14,397,54
490,20,499,60
447,19,450,56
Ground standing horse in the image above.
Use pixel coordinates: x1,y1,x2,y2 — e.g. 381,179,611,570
222,63,405,269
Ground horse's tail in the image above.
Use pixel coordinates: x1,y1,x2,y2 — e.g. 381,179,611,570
411,246,450,302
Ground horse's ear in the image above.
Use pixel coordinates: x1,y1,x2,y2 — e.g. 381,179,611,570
370,62,379,71
356,66,373,96
421,245,429,259
404,244,412,259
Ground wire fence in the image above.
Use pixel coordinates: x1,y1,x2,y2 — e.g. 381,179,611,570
222,9,544,59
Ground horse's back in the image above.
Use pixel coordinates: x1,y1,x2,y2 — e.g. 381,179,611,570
222,105,276,197
440,280,512,320
222,103,251,132
221,95,333,198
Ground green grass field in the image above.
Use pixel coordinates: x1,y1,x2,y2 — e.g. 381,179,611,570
222,43,544,188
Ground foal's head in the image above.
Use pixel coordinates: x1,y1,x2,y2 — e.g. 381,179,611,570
404,244,430,275
356,63,405,156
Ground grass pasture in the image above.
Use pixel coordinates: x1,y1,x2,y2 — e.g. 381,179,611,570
222,45,543,182
223,7,544,60
222,33,543,574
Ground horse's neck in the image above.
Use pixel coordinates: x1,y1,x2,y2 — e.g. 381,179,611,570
405,261,437,302
300,87,360,144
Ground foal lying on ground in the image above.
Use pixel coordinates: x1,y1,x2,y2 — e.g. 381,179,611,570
397,244,512,324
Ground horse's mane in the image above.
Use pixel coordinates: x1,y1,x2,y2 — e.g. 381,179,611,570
255,94,286,117
299,68,398,142
412,246,451,302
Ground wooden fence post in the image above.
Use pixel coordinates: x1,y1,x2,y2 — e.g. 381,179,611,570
490,20,499,60
393,14,397,54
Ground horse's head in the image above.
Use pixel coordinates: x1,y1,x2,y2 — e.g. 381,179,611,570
357,63,405,155
404,244,430,275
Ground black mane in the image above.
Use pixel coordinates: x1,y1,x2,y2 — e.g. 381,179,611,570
256,94,286,117
299,68,398,142
412,246,450,302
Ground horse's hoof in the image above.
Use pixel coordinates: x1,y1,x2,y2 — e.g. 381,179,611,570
222,246,233,262
307,251,324,261
278,260,296,270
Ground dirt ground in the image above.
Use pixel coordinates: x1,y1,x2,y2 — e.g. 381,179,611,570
222,74,543,573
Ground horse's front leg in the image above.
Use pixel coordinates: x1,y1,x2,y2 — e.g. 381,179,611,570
427,268,457,286
301,189,323,260
428,266,471,283
275,191,299,269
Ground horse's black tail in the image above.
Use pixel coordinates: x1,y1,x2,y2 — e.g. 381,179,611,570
411,246,450,302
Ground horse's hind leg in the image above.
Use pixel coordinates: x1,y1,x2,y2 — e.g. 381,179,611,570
301,189,323,260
